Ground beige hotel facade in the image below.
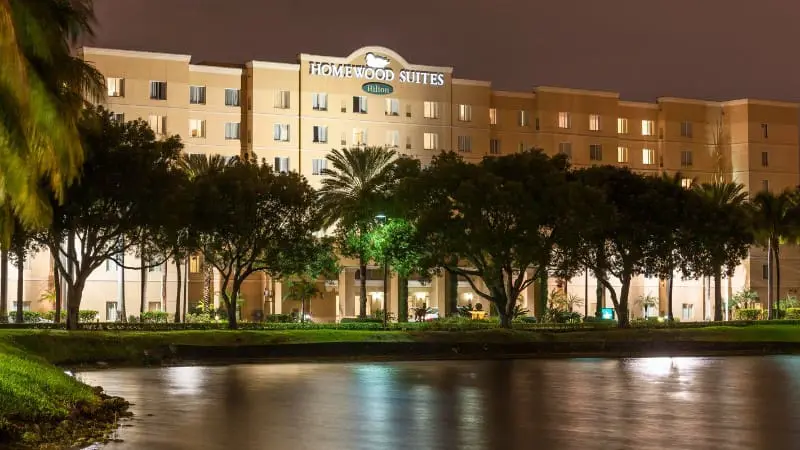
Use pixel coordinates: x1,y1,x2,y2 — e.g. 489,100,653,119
5,45,799,323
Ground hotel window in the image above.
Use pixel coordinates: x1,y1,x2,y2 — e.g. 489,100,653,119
761,151,769,167
681,178,693,189
225,89,241,107
680,121,693,138
457,135,472,153
405,104,412,117
617,146,629,163
353,128,367,145
148,302,162,312
424,101,440,119
458,104,472,122
189,255,200,273
535,117,540,131
681,304,693,321
558,142,572,158
274,157,289,173
312,159,328,176
387,130,400,147
762,180,770,192
312,93,328,111
519,110,529,127
490,139,501,155
149,264,162,273
273,124,290,142
105,259,117,272
189,86,206,105
761,123,769,138
225,122,241,140
274,90,290,109
642,120,655,136
312,125,328,144
149,81,167,100
423,132,438,150
589,144,602,161
681,150,693,167
340,131,347,146
111,112,125,123
762,263,769,280
341,99,347,113
106,302,118,322
188,119,205,138
385,98,400,116
148,115,166,135
589,114,601,131
489,108,497,125
642,148,655,165
617,118,628,134
352,96,368,114
558,112,571,129
518,142,525,152
107,77,124,97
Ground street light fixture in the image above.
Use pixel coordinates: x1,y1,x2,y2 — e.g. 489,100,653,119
375,214,388,328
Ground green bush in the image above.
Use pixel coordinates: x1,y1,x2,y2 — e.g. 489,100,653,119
263,314,293,323
735,309,762,320
785,308,800,319
340,317,383,324
6,311,42,324
141,311,169,323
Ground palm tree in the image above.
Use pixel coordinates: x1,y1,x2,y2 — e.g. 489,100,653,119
0,0,103,234
318,146,397,318
283,279,320,323
694,181,749,321
751,189,797,319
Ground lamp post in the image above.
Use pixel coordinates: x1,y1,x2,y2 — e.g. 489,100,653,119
376,214,388,328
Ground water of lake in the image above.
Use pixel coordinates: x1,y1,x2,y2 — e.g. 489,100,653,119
78,356,800,449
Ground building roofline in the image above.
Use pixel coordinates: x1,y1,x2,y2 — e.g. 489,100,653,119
493,90,536,99
619,100,659,110
658,97,719,107
246,61,300,71
80,46,191,62
298,46,454,74
722,98,799,109
536,86,619,99
453,78,491,87
189,64,243,75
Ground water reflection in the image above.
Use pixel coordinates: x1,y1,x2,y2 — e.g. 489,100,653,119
78,356,800,450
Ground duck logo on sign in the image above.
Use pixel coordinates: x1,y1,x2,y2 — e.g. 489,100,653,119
365,53,390,69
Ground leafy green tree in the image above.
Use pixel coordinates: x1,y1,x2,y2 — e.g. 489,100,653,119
283,280,320,323
189,157,320,329
319,146,397,317
8,218,42,323
685,182,753,321
38,107,184,329
0,0,103,232
405,150,575,328
751,189,798,318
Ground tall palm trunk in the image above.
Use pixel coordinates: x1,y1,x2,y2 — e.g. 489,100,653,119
54,273,61,323
160,261,167,317
358,258,367,318
767,242,774,320
174,257,182,322
0,250,7,323
15,249,23,323
667,272,674,322
713,267,723,322
774,240,782,318
140,255,148,319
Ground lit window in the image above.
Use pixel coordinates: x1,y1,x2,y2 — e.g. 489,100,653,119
386,130,400,147
681,178,692,189
107,77,124,97
558,142,572,158
519,110,529,127
385,98,399,116
312,125,328,143
312,159,328,175
148,115,166,135
189,256,200,273
189,86,206,104
273,90,289,109
405,135,412,149
642,120,655,136
188,119,205,138
423,133,438,150
761,151,769,167
458,135,472,152
111,113,125,123
274,157,289,173
681,304,693,320
459,104,472,122
589,114,601,131
762,263,769,280
225,122,241,140
617,118,628,134
617,146,628,163
312,93,328,111
489,108,497,125
105,259,117,272
353,96,368,114
490,139,501,155
340,131,347,146
149,81,167,100
681,150,693,167
589,144,602,161
680,121,693,138
273,124,289,142
424,101,440,119
642,148,655,165
762,180,769,192
353,128,367,145
225,89,241,107
558,112,571,129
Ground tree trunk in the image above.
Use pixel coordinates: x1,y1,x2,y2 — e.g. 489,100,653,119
301,295,306,323
0,250,7,323
498,301,512,328
226,281,241,330
54,273,61,323
713,266,723,322
184,256,190,320
358,259,367,318
667,272,675,323
446,272,458,316
775,241,782,318
140,256,148,319
537,270,547,321
617,279,631,328
398,276,409,322
594,270,604,318
161,261,167,319
202,260,213,309
65,279,86,331
15,249,24,324
174,258,182,323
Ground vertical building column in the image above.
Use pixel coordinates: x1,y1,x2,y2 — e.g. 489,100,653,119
444,271,458,316
272,278,282,315
389,272,400,320
432,273,447,313
213,270,222,310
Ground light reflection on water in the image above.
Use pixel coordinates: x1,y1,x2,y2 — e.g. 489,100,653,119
78,356,800,450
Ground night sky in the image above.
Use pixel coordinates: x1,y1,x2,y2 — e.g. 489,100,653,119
90,0,800,102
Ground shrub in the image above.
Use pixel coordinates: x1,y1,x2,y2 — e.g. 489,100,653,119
340,317,383,324
371,309,397,322
263,314,293,323
78,311,98,322
141,311,169,323
6,311,43,324
735,309,762,321
785,308,800,320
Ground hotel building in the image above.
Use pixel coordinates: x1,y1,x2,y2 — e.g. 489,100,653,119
3,45,799,322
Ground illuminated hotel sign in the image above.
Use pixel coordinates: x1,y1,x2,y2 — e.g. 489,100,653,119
309,52,446,87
